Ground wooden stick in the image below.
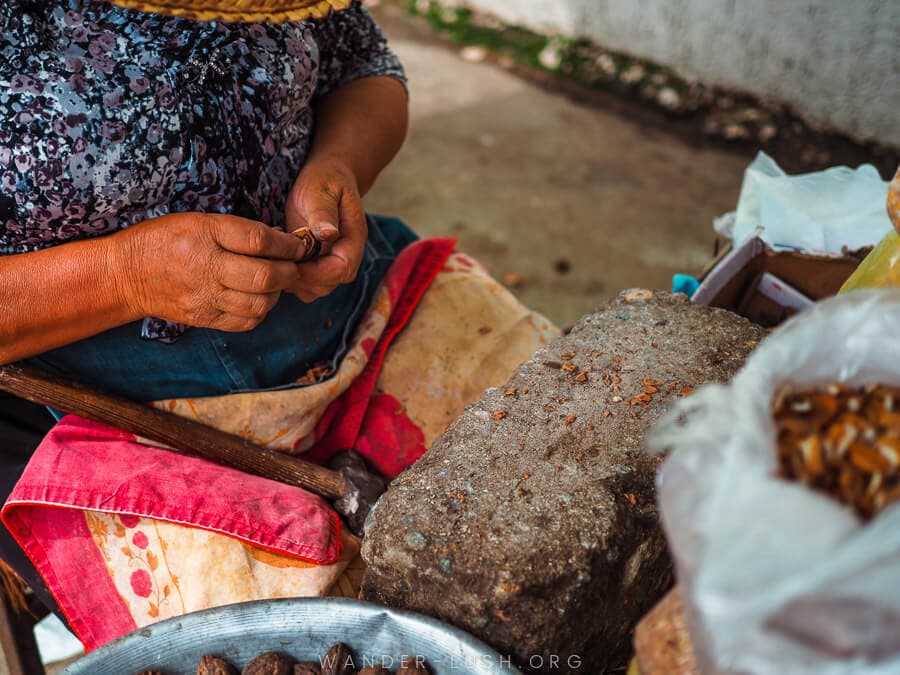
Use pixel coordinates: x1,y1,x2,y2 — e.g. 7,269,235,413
0,363,345,500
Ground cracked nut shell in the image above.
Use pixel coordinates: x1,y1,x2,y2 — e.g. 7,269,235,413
397,657,432,674
197,654,238,675
241,652,294,675
320,643,354,675
293,664,322,675
291,227,322,263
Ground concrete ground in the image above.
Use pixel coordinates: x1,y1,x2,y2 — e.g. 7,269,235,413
365,4,751,328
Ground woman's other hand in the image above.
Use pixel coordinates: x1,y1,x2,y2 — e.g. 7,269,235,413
284,157,368,303
111,213,308,331
283,75,408,304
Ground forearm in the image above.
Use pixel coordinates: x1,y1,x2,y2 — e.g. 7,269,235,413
307,76,408,195
0,237,138,363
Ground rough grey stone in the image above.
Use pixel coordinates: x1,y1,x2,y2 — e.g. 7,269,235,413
361,291,767,674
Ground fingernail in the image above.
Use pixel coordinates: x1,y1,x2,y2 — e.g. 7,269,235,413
315,223,339,241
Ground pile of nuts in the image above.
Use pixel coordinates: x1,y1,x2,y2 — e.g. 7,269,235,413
135,643,431,675
774,382,900,519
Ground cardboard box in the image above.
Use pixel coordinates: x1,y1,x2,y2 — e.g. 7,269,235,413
692,236,865,327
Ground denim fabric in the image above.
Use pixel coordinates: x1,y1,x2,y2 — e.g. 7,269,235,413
28,215,417,402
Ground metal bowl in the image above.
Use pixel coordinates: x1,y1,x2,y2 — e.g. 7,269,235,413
63,597,520,674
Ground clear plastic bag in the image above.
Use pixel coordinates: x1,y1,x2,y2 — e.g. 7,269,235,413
648,290,900,675
731,153,893,253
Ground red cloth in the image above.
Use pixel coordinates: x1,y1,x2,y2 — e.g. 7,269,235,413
1,237,455,650
306,236,452,474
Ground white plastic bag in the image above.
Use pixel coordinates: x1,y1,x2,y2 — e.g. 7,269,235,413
731,152,892,254
648,289,900,675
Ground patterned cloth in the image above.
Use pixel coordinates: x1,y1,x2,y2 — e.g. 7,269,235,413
0,0,405,340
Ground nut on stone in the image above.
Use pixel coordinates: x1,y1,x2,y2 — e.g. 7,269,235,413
241,652,294,675
197,654,238,675
623,289,653,303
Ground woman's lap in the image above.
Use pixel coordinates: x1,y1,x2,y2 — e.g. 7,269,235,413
1,215,417,622
25,216,418,402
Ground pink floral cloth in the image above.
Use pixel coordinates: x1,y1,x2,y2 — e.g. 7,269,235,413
2,418,343,647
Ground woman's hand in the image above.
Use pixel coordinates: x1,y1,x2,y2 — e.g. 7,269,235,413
284,157,368,303
283,76,408,303
110,213,308,332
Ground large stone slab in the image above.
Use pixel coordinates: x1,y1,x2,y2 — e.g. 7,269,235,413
361,291,766,673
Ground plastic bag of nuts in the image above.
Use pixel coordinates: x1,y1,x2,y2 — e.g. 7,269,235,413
648,291,900,675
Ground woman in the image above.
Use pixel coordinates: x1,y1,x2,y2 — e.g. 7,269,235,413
0,0,413,621
0,0,413,401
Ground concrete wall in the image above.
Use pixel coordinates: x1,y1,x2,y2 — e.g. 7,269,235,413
456,0,900,146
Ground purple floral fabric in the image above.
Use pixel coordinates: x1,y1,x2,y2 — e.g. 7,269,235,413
0,0,405,341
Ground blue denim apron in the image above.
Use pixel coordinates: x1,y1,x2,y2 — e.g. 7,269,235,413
27,215,417,403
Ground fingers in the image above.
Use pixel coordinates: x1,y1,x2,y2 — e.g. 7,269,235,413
286,180,341,243
214,289,281,320
210,214,308,261
215,252,300,293
293,192,368,291
211,313,269,333
283,163,369,304
205,289,280,332
326,193,368,280
290,284,336,304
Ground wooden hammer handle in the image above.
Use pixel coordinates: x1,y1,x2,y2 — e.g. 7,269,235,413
0,363,346,500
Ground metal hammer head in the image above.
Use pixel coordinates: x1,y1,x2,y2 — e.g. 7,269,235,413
327,450,388,537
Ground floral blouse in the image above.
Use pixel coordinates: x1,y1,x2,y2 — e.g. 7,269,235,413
0,0,405,340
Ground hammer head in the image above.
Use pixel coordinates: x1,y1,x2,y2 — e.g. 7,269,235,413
327,450,387,537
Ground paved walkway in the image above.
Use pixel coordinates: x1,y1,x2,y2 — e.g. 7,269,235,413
365,4,751,326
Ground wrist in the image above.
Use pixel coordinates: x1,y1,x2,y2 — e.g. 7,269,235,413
301,153,360,187
102,230,146,323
